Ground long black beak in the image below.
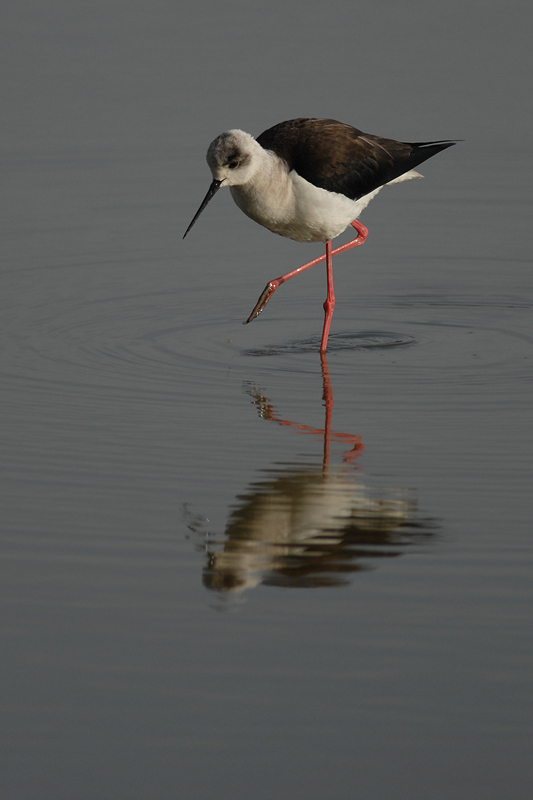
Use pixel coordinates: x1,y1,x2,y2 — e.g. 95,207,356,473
183,179,223,238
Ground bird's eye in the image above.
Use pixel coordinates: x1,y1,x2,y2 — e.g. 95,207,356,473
228,160,240,169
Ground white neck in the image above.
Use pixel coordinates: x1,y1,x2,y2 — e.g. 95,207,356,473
229,150,295,231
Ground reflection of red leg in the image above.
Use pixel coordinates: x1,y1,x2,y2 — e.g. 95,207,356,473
244,219,369,325
319,354,362,464
248,353,364,470
321,353,333,467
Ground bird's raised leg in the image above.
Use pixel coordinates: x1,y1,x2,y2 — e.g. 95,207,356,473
243,251,329,324
244,219,369,325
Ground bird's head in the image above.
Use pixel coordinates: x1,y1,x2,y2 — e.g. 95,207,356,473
206,129,259,186
183,130,260,238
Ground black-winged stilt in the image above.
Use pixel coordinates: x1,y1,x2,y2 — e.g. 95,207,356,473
184,118,456,352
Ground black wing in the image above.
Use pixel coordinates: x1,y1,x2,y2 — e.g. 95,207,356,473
257,118,456,201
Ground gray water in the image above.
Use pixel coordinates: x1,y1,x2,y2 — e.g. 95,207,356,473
2,2,532,799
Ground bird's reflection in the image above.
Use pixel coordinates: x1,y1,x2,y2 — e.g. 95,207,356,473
202,356,435,594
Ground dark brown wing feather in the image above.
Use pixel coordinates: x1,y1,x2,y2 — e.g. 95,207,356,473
256,118,455,201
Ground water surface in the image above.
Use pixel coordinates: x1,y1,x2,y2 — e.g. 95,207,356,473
1,2,532,799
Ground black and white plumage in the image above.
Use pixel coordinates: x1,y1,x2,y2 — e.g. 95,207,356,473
183,118,456,351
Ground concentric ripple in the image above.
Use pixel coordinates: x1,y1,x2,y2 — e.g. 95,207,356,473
245,331,418,356
2,285,531,410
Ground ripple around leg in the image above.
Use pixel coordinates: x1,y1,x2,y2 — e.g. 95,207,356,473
6,286,532,409
244,331,419,356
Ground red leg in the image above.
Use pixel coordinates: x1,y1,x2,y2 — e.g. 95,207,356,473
320,240,335,352
244,219,369,325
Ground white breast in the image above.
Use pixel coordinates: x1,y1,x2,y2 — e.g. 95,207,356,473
231,166,378,243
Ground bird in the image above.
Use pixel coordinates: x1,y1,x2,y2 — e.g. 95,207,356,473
183,118,456,352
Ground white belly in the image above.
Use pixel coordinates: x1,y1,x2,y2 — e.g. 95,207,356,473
231,170,380,243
